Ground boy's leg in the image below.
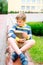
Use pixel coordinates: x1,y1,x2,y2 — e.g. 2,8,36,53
8,38,22,55
20,39,35,52
7,46,14,54
8,38,28,65
7,59,13,65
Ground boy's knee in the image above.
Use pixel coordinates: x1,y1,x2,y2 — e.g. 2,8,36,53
8,37,17,43
26,39,35,46
31,39,35,45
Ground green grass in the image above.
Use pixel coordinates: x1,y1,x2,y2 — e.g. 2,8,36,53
28,35,43,63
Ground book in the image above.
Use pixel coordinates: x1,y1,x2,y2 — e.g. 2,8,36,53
14,30,24,38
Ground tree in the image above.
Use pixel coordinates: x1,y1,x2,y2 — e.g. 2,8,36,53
0,0,8,14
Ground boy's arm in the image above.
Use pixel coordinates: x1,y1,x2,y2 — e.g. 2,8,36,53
26,26,32,40
8,26,20,41
22,27,32,40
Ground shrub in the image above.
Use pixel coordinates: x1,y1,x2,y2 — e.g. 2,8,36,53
27,22,43,36
9,11,19,14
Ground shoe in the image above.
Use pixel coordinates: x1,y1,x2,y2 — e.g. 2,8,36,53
11,52,18,62
19,53,28,65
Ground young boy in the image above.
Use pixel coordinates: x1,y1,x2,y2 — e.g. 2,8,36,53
8,12,35,65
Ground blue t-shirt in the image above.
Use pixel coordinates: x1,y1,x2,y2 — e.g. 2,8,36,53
8,23,32,40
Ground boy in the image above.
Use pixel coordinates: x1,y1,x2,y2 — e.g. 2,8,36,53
8,12,35,65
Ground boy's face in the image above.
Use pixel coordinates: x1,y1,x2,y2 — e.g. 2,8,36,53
16,18,25,27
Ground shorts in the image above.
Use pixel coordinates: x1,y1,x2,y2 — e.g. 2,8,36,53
16,42,25,48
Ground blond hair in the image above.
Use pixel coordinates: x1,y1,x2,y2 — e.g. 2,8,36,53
16,12,26,21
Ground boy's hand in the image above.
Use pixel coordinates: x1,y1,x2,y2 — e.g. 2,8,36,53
22,32,28,39
17,39,26,43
